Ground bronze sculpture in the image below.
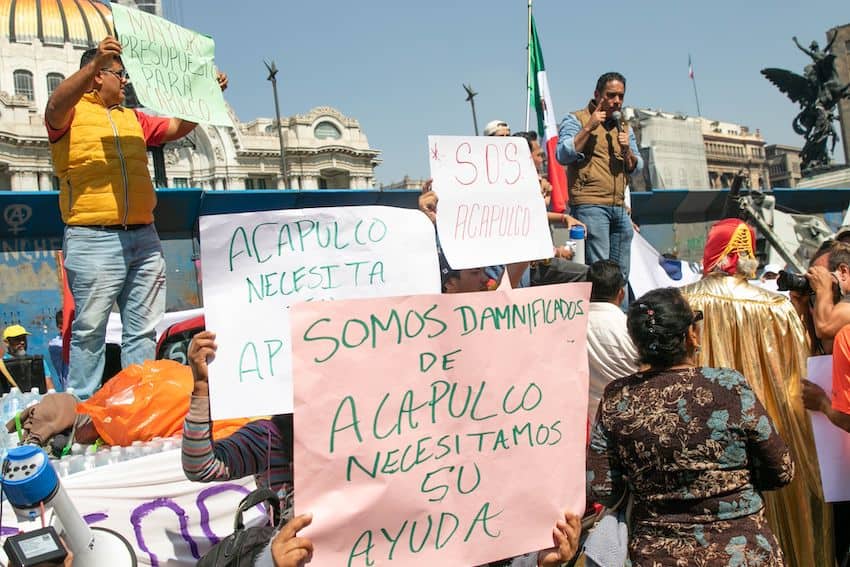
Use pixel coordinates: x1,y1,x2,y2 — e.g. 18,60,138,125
762,35,850,172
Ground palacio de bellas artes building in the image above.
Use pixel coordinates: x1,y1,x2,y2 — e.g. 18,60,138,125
0,0,381,192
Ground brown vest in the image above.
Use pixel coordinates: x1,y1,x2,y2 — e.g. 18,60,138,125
567,102,629,207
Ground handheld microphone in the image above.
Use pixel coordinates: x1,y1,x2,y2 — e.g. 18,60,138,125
612,111,624,132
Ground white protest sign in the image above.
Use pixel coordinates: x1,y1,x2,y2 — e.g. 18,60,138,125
200,206,441,419
0,450,259,566
806,355,850,502
428,135,553,269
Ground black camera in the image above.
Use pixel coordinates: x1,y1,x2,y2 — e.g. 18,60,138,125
777,269,843,304
776,270,812,293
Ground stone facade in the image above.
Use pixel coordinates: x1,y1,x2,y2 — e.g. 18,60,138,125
0,0,380,192
627,107,769,190
155,105,380,191
765,144,802,188
628,108,711,190
700,118,769,190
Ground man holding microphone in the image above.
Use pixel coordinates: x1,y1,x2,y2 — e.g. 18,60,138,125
556,72,641,282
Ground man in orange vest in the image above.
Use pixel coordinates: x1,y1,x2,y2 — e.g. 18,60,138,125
44,36,227,399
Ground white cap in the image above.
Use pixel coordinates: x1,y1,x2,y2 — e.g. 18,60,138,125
483,120,510,136
762,263,782,275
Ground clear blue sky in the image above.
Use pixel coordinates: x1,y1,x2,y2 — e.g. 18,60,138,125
163,0,848,184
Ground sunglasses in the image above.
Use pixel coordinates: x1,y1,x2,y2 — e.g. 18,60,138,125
101,68,129,80
692,310,704,324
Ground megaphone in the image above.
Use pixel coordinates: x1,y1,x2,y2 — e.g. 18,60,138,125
2,445,136,566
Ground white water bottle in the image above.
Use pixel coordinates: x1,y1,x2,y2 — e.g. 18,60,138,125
23,387,41,408
566,225,586,265
2,388,23,424
108,445,123,465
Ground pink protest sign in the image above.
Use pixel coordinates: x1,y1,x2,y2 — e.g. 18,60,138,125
291,284,590,566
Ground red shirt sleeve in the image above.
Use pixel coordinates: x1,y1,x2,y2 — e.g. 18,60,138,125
134,110,171,147
832,325,850,415
46,108,75,143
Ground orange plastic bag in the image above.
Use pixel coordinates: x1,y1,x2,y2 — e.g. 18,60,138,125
77,359,251,446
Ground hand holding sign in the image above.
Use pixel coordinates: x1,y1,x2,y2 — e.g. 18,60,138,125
537,512,582,567
188,330,217,397
91,36,123,70
216,71,228,91
271,514,315,567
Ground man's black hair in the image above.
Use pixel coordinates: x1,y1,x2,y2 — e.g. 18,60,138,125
512,131,539,152
588,260,625,302
595,72,626,94
80,48,98,69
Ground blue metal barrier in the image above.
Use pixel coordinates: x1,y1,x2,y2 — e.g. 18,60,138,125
0,186,846,358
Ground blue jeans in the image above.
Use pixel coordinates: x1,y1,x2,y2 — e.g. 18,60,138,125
571,205,634,281
63,225,165,398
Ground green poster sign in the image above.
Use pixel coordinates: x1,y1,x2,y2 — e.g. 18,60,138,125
111,3,231,126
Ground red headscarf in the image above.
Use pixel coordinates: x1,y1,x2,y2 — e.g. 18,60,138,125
702,218,756,275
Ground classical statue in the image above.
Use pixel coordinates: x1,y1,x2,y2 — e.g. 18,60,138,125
762,35,850,172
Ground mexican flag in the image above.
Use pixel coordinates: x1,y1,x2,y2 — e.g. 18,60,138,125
528,15,568,213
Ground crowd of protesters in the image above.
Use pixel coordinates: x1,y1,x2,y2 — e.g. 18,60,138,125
14,48,847,566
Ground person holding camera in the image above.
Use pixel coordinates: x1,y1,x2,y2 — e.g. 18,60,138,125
800,244,850,420
807,242,850,342
785,240,850,355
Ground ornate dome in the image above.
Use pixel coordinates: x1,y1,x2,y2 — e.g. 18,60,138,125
0,0,112,48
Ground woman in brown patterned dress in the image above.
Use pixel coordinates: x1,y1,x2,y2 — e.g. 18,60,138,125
587,287,794,566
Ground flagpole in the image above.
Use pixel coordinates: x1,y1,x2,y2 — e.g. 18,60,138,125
525,0,533,131
690,54,702,117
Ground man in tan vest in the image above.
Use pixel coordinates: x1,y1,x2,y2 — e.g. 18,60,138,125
556,72,641,282
44,37,227,398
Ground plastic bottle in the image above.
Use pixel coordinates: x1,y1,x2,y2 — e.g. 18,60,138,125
2,387,23,424
124,440,143,461
23,387,41,408
566,225,586,265
95,447,111,468
0,429,8,461
82,453,97,472
54,458,71,478
66,455,84,475
107,446,123,465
